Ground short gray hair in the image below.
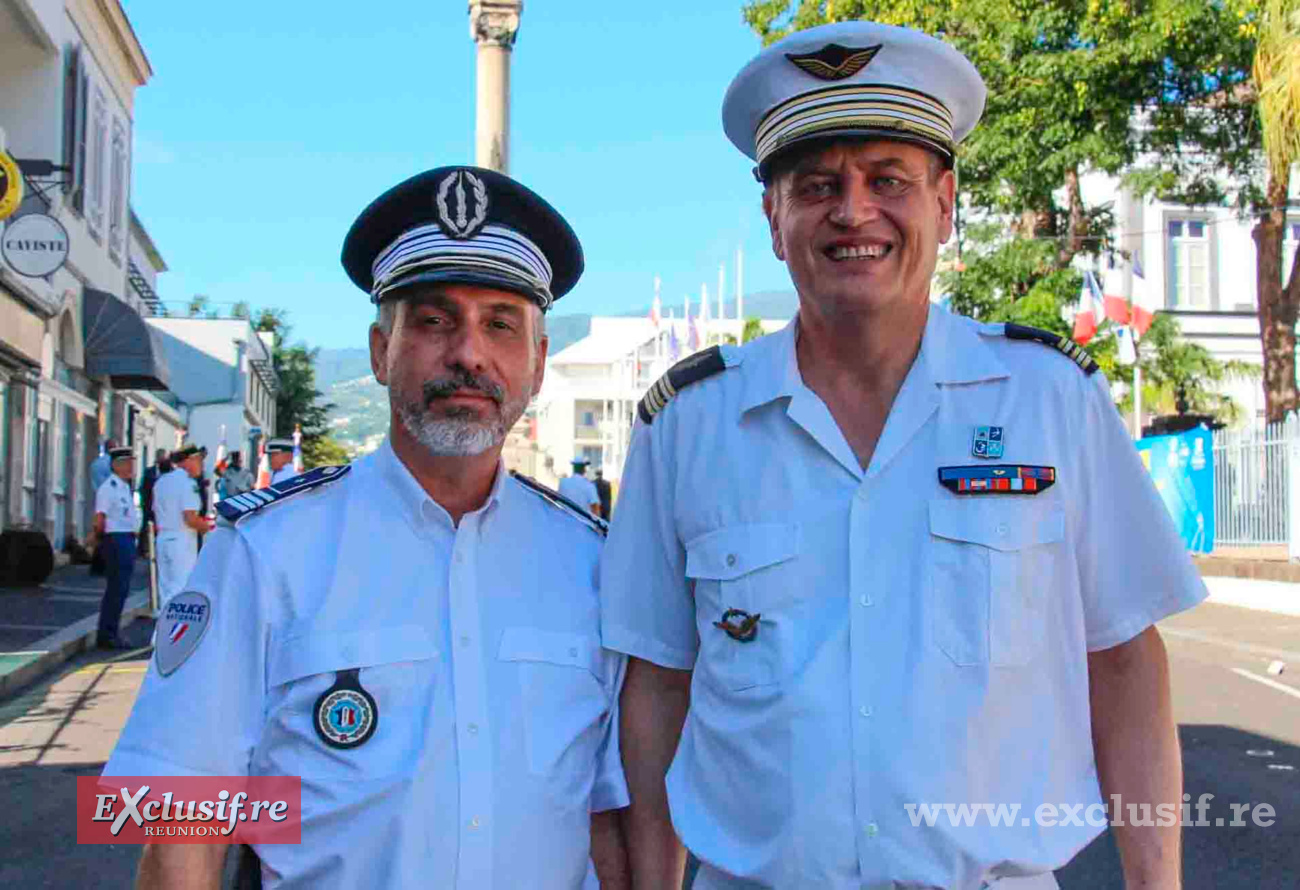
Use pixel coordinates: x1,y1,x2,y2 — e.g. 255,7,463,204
374,299,545,346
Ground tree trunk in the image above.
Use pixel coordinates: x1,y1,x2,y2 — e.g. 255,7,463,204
1253,170,1298,423
1055,166,1087,270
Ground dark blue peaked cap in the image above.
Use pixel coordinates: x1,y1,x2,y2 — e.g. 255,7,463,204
341,166,584,312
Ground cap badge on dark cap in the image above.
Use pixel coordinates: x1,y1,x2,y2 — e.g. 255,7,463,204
785,43,882,81
435,169,490,240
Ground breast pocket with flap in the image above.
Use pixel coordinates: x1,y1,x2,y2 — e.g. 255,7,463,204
685,523,803,692
928,500,1065,667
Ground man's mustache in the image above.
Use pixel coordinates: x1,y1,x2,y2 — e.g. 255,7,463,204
422,371,505,405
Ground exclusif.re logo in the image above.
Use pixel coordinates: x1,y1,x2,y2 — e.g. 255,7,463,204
785,43,883,81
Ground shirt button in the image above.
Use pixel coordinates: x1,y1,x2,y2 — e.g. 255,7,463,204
859,705,872,718
459,635,470,647
469,816,481,829
865,822,879,838
996,523,1009,536
454,552,465,564
568,646,579,658
467,723,478,735
725,554,737,568
859,595,870,607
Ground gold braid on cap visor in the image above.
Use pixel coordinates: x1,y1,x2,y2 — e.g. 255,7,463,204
754,83,956,164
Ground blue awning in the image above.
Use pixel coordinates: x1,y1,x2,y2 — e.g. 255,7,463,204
82,288,171,391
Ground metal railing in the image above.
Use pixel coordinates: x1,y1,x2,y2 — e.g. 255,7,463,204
1212,416,1296,547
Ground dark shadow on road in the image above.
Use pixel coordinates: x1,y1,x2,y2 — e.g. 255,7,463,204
1059,724,1298,889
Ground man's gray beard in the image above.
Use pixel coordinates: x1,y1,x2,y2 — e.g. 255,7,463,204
396,387,531,458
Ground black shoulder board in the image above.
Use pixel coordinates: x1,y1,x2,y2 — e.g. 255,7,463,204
1003,323,1098,375
216,465,352,525
510,471,608,536
638,345,728,424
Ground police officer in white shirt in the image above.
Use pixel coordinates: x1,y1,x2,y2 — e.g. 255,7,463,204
266,438,298,485
92,447,140,648
104,166,629,889
601,22,1205,890
151,442,210,610
559,458,602,517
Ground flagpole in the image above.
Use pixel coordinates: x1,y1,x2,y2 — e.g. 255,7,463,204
736,246,745,340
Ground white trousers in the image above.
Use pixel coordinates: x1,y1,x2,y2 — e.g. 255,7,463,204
155,531,198,609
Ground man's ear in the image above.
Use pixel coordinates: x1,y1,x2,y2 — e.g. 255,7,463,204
369,321,390,387
762,187,785,262
936,168,957,245
533,333,549,396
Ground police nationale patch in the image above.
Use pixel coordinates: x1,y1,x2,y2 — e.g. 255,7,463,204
435,169,490,240
313,669,378,750
785,43,883,81
155,591,212,677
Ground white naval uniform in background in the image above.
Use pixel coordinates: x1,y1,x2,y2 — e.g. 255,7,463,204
104,439,627,889
271,463,298,486
558,474,599,512
600,306,1207,890
151,467,200,607
95,474,141,534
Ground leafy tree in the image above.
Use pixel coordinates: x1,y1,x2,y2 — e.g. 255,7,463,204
742,317,766,343
250,308,348,468
187,294,210,317
231,301,251,320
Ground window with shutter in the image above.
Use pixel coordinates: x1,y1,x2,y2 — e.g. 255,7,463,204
108,118,127,264
62,46,90,213
87,86,107,239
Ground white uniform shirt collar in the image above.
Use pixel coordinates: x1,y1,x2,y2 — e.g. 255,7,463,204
374,436,508,530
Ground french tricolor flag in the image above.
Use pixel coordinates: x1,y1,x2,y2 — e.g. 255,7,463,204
169,622,189,644
1130,258,1157,337
1073,271,1099,345
1101,265,1130,326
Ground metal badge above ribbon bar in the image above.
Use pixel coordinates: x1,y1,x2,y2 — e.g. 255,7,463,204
938,465,1055,495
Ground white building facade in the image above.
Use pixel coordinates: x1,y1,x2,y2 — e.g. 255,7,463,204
535,315,787,487
0,0,159,550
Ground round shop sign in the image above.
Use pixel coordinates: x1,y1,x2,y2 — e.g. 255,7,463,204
0,150,22,221
2,213,69,278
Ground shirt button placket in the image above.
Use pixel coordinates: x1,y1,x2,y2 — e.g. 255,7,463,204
849,487,876,875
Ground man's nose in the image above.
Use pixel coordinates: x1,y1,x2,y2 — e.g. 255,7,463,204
828,176,880,228
442,322,491,372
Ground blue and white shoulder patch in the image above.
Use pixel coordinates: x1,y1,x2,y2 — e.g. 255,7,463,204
998,323,1099,375
510,471,608,536
216,465,352,525
638,345,741,424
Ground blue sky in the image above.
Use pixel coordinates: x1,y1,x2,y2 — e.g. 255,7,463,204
124,1,794,349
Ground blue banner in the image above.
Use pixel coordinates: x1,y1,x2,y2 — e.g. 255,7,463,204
1136,426,1214,553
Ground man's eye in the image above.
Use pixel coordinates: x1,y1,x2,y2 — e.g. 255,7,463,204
801,180,836,197
490,320,515,331
874,177,908,195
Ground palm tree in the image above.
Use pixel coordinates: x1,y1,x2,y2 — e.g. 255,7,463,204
1253,0,1300,421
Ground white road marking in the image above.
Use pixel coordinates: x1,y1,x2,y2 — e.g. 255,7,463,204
1231,667,1300,701
0,623,64,632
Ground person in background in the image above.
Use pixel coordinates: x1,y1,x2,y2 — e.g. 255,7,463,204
138,448,170,556
87,438,117,576
266,438,298,485
213,457,230,501
91,447,140,649
223,451,253,497
593,469,613,523
151,443,210,609
558,458,601,517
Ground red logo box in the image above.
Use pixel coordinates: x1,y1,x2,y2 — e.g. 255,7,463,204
77,776,301,844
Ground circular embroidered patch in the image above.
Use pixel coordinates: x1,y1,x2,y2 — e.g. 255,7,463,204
313,679,378,749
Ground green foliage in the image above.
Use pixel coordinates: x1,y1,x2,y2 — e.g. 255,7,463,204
187,294,209,317
249,308,339,459
742,317,766,343
303,435,352,469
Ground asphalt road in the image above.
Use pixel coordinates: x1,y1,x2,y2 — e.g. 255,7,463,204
0,602,1296,888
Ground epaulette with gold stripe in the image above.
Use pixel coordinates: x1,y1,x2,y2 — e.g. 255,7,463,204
638,346,731,424
1003,324,1099,375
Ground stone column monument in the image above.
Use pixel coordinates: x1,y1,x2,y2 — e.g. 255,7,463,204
468,1,523,173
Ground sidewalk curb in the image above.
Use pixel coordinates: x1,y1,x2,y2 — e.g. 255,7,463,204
0,591,150,701
1195,555,1300,584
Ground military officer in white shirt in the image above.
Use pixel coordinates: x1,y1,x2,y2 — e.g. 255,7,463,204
104,166,629,889
266,437,298,485
151,442,210,609
602,22,1205,890
91,447,141,648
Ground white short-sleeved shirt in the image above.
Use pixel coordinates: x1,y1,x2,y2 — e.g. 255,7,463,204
105,439,628,889
600,306,1206,890
558,475,600,511
152,467,201,538
95,474,140,534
